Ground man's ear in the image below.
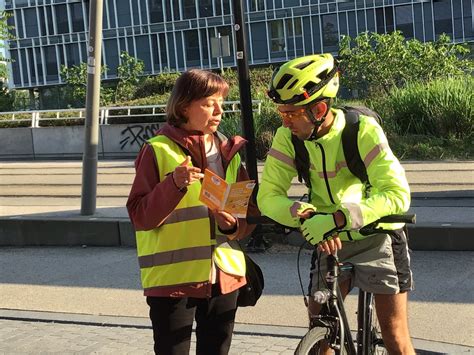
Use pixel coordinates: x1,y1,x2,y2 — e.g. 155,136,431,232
312,101,328,120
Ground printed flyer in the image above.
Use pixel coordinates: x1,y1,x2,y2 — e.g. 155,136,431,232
199,169,256,218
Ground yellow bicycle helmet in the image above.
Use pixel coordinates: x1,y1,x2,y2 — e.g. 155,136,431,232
267,53,339,106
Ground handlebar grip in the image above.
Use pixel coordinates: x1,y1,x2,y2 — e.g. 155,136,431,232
377,214,416,224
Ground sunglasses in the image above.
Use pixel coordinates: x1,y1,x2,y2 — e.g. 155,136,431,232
278,107,310,121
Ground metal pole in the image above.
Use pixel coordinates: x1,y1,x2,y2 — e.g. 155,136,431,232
81,0,103,215
218,32,224,74
231,0,258,186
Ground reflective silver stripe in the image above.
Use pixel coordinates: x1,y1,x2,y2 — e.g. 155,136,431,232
163,205,209,225
318,161,348,178
268,148,295,169
290,201,307,218
342,202,364,229
364,143,389,168
139,246,212,268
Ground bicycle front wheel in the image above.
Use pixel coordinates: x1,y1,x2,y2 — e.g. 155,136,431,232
294,327,329,355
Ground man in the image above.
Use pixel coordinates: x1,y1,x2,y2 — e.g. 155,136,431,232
257,53,415,354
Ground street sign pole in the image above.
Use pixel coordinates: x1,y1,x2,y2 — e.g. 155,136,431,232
81,0,103,215
231,0,258,186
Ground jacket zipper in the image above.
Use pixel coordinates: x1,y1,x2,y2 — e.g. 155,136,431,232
316,142,335,204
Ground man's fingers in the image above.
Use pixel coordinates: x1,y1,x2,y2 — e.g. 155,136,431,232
180,156,191,166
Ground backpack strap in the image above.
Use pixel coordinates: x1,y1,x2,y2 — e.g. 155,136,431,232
291,134,312,190
341,109,369,185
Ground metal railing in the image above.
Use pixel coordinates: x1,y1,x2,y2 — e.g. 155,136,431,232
0,100,262,128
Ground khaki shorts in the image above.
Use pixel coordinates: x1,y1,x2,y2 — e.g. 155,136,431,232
309,229,414,295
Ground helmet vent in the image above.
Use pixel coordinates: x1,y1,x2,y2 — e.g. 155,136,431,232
304,81,317,92
287,79,298,90
295,60,315,70
317,69,330,81
276,74,293,90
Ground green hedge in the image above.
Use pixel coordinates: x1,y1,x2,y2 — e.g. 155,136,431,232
369,77,473,140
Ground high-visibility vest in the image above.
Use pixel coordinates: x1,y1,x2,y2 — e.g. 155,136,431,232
135,135,245,291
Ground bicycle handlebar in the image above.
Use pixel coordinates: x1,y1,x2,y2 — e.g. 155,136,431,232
246,214,416,227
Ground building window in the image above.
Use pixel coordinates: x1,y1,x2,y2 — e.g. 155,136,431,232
433,0,453,38
185,30,200,63
199,0,213,17
376,6,394,33
395,5,413,38
65,43,81,67
24,8,38,37
55,5,69,34
10,50,22,85
14,10,24,38
70,3,84,32
322,14,338,52
250,0,265,12
44,46,58,81
116,0,132,27
286,18,303,56
149,0,164,23
183,0,196,19
270,20,285,52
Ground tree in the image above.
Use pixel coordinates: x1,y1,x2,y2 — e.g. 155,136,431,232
0,11,15,62
338,31,473,98
60,63,112,107
115,51,145,102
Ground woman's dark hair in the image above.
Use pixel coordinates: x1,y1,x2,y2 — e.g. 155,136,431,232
166,69,229,127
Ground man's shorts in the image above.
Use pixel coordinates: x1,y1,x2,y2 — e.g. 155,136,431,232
309,229,414,296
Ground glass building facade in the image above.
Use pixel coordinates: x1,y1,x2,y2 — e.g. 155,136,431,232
3,0,473,90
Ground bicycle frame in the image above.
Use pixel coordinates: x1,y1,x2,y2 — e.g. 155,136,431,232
246,213,415,354
312,253,386,355
313,253,357,354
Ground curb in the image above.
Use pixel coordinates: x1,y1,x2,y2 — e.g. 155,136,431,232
1,218,473,251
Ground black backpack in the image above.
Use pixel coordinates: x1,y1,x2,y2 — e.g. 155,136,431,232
292,106,382,191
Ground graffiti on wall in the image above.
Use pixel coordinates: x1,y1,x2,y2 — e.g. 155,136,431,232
120,123,161,150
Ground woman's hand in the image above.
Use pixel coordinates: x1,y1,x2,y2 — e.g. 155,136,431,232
172,156,204,189
211,210,237,232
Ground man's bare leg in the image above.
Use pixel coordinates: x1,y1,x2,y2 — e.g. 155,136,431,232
375,292,415,355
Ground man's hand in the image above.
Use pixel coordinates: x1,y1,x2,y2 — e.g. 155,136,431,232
300,212,346,254
172,156,204,189
211,210,237,233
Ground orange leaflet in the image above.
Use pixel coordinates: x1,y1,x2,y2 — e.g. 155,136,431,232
199,169,256,218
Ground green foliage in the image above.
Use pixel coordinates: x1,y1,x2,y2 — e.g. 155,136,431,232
0,11,15,62
60,63,111,107
369,77,473,140
0,87,14,112
115,51,145,102
134,71,181,99
339,31,473,98
388,134,473,160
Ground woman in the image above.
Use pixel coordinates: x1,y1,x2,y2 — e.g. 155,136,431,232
126,69,257,355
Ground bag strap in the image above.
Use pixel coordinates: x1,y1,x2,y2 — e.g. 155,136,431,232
291,134,312,190
341,108,369,185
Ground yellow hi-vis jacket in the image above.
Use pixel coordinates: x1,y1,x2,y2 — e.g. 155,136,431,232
136,135,245,292
257,108,411,241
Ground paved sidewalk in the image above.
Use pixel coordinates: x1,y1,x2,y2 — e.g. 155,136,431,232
1,312,472,354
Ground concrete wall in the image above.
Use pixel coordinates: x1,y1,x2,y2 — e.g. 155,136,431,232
0,123,165,160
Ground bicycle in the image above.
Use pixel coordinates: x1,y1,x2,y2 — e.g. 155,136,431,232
247,213,416,355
